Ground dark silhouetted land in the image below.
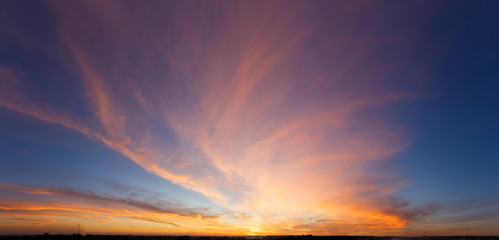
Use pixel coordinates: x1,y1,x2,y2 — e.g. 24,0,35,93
1,235,498,240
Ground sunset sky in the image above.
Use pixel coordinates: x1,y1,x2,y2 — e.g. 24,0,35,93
1,0,498,236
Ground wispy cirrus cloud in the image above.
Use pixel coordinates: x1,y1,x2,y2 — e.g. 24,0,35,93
0,0,435,235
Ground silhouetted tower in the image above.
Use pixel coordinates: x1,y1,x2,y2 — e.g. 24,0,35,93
78,223,80,235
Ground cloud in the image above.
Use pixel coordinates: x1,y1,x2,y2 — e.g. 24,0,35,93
0,182,254,234
0,182,216,219
0,0,435,235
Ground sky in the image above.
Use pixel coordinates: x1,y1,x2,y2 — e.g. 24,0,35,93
0,0,498,236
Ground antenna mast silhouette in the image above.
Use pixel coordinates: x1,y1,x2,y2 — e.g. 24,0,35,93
78,223,80,235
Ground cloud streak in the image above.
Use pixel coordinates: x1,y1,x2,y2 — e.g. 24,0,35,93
0,182,216,219
0,182,248,234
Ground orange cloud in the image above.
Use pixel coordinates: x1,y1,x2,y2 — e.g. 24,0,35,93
0,182,260,235
0,0,432,235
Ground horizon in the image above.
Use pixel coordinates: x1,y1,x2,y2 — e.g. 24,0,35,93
2,233,499,237
1,0,498,236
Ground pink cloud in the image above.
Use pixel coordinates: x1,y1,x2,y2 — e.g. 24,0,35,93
0,0,434,235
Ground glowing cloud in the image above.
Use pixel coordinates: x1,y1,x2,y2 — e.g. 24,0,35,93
0,0,440,235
